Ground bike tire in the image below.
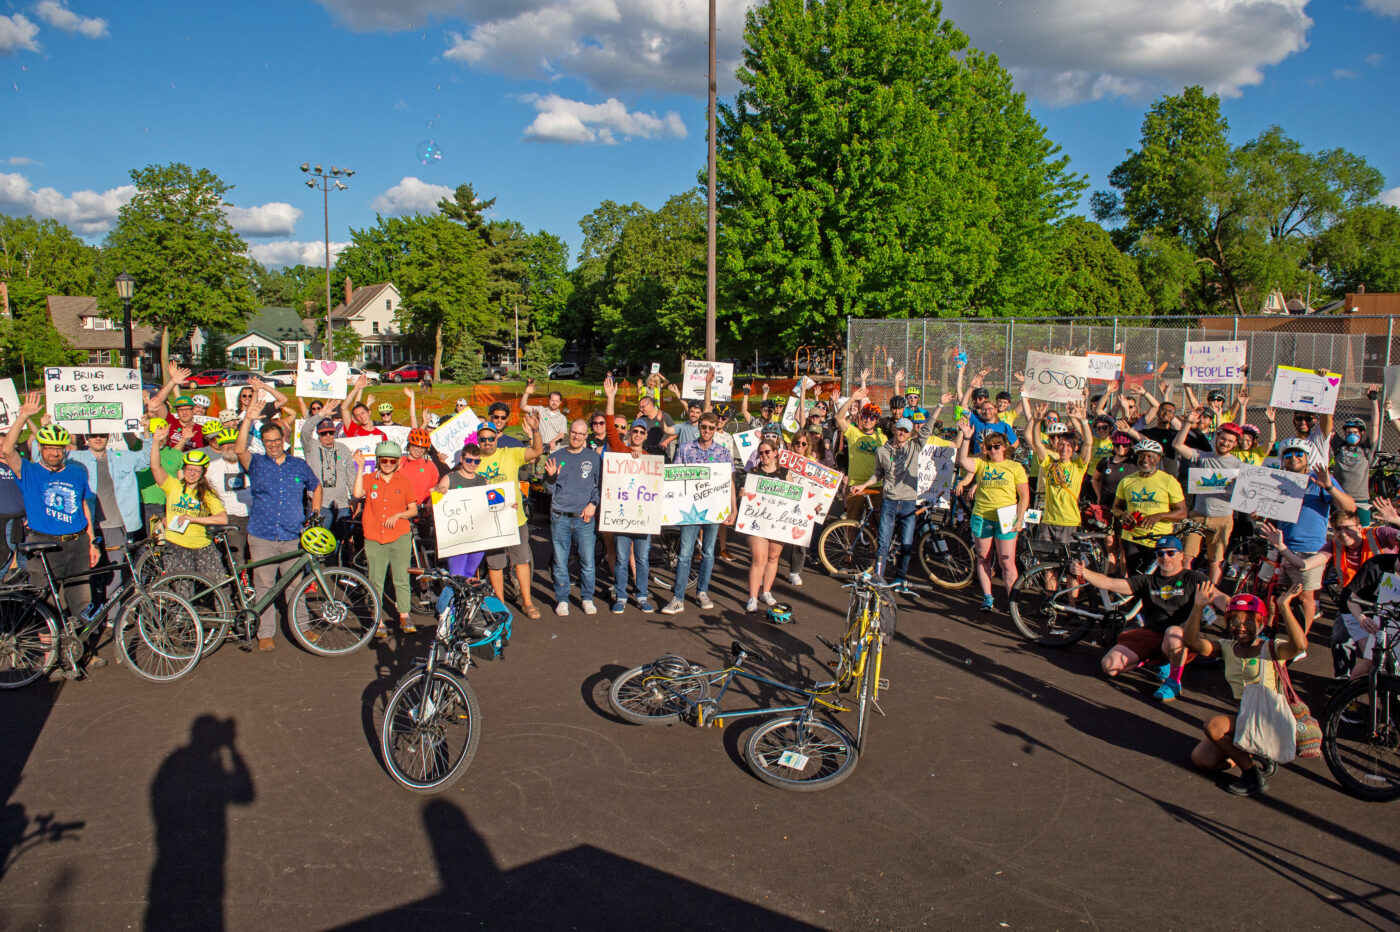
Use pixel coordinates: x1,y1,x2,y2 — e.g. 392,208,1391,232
380,667,482,794
855,636,882,752
743,716,859,791
918,528,974,590
151,573,234,657
817,519,878,577
1008,563,1095,647
115,591,204,683
1221,536,1268,595
289,567,381,656
608,664,705,724
0,593,61,689
1321,677,1400,802
132,546,165,589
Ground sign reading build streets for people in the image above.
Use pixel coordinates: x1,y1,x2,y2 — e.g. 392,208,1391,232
43,367,143,434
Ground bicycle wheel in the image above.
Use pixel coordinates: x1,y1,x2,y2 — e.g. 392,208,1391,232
132,546,164,589
381,667,482,793
1008,563,1095,647
817,519,878,577
0,593,61,689
289,567,380,656
1321,677,1400,802
855,635,882,751
115,591,204,683
918,528,974,590
608,664,707,724
744,716,859,791
151,573,233,657
1221,536,1267,594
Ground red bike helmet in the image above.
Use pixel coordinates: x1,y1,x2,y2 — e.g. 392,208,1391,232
408,428,433,448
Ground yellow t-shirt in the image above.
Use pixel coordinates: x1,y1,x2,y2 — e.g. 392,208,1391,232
843,424,887,486
1236,448,1265,467
1090,437,1114,470
997,410,1020,427
1037,453,1089,527
972,458,1027,519
1115,470,1184,543
159,476,225,549
475,447,529,527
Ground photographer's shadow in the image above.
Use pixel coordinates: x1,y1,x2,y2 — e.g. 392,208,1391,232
144,715,255,932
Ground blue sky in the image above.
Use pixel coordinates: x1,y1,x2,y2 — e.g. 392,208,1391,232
3,0,1398,269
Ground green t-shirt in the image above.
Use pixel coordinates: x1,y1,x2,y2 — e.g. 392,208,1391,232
138,448,185,506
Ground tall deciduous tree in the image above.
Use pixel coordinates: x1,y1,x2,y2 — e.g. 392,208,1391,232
1314,204,1400,295
1046,218,1150,316
395,216,491,379
101,163,257,368
0,214,98,319
254,263,328,316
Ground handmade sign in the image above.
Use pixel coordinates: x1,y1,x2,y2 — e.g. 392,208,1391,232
433,482,519,557
1086,352,1124,383
296,359,351,400
661,462,733,525
681,359,734,402
996,504,1021,534
778,449,842,519
1268,365,1340,415
1184,340,1247,385
380,425,411,447
1228,466,1308,522
43,367,142,434
736,473,818,546
729,427,761,465
339,435,381,475
599,452,664,534
917,443,958,495
1022,351,1090,404
222,385,276,412
1378,572,1400,606
780,396,816,435
0,377,22,431
430,408,481,468
1187,467,1238,495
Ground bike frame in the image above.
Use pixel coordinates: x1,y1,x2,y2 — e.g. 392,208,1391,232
192,534,332,622
641,658,847,730
27,545,147,645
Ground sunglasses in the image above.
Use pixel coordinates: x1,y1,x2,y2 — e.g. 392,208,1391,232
460,457,481,466
759,449,777,455
591,420,606,426
698,424,716,431
490,413,509,420
478,434,498,442
1282,451,1306,459
1157,549,1180,556
377,458,400,466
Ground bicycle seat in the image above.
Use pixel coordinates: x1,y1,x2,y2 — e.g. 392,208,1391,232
730,640,757,661
207,525,232,536
17,541,62,555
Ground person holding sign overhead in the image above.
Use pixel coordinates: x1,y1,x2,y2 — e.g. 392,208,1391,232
1114,440,1187,576
953,416,1029,612
1173,412,1243,584
1270,438,1354,650
1027,400,1092,548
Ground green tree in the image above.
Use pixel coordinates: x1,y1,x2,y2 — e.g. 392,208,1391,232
520,231,573,338
443,335,485,383
0,305,83,384
100,163,257,368
522,332,565,381
254,263,328,316
1314,204,1400,295
0,215,99,320
577,200,649,264
394,216,491,379
1045,218,1150,316
716,0,1082,347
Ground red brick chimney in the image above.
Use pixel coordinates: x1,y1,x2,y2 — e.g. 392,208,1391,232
344,276,353,306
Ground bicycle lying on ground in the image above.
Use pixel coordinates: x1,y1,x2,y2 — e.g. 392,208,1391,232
816,491,974,590
379,569,513,793
1321,598,1400,801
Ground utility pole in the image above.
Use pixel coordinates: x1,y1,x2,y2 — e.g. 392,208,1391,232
300,163,352,360
705,0,718,363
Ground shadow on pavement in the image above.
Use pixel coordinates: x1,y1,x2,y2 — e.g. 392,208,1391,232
0,679,84,885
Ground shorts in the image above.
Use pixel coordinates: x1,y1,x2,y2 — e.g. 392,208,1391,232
1279,555,1323,592
1184,513,1233,563
1115,627,1195,666
970,512,1016,542
484,526,532,571
1035,523,1077,544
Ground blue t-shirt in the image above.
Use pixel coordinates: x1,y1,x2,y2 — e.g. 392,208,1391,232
0,462,24,514
246,453,320,541
968,412,1016,455
1281,480,1332,553
18,460,93,535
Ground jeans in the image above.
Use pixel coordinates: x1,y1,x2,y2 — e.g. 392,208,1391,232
320,502,353,538
876,498,918,580
550,512,597,603
675,523,718,600
614,533,650,602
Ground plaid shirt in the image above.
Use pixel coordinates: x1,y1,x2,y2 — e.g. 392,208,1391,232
674,439,733,466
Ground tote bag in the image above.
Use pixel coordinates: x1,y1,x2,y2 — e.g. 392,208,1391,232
1234,656,1297,764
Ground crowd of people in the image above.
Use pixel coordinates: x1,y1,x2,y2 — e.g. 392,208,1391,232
4,355,1396,800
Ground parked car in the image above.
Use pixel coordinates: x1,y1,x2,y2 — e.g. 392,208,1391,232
182,369,229,388
383,364,433,383
349,366,380,385
222,372,256,387
547,362,581,379
485,363,510,381
262,369,296,386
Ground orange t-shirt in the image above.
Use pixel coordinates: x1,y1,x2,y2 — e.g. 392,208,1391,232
361,471,416,544
398,456,440,504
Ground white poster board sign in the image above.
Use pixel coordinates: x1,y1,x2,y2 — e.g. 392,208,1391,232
1184,340,1247,385
599,452,664,534
729,427,761,465
917,443,958,495
735,473,817,546
681,359,733,402
0,377,22,430
1086,352,1124,383
339,434,381,474
222,385,276,412
1268,365,1340,414
43,367,143,434
1377,572,1400,606
661,462,733,525
780,396,817,435
778,449,842,519
1187,467,1238,495
433,483,519,557
430,408,481,468
1022,351,1090,404
1228,466,1308,522
295,358,351,399
380,425,411,447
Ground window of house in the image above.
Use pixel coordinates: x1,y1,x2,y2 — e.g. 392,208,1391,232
385,299,391,311
372,322,379,334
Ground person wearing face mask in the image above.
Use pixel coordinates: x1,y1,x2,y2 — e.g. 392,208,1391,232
1329,396,1378,526
1113,439,1187,576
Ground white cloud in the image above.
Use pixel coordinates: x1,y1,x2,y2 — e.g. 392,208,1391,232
249,240,351,269
1367,53,1385,66
33,1,108,39
520,93,685,144
0,172,134,234
370,176,455,215
1362,0,1400,17
1381,187,1400,208
222,202,302,237
1333,68,1358,80
5,157,41,166
0,13,40,53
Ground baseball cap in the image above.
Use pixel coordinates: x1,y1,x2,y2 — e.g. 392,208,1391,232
1155,535,1184,552
971,387,989,400
894,417,914,432
316,421,338,434
173,395,194,409
1228,593,1266,616
631,418,651,431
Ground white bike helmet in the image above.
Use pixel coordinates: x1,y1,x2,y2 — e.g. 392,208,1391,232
1044,423,1070,436
1133,439,1163,455
191,394,211,408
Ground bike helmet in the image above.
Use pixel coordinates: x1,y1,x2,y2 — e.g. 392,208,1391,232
1280,437,1311,457
36,424,71,446
1111,431,1133,445
183,449,211,468
148,417,169,433
1240,424,1260,437
377,403,393,415
299,525,337,556
213,428,239,446
375,442,403,459
766,602,794,625
1227,593,1266,617
190,394,211,408
1207,389,1227,402
408,428,433,448
1044,423,1070,436
425,413,441,429
1132,439,1163,455
713,402,731,419
1217,422,1243,438
649,654,693,679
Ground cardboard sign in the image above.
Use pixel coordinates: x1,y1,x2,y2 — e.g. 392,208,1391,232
430,408,481,468
917,443,958,495
1228,466,1308,522
433,483,520,557
1385,365,1400,409
296,359,351,399
0,377,22,431
1086,352,1124,383
778,449,842,519
661,462,733,525
1187,467,1237,495
1378,572,1400,606
43,366,143,434
730,427,761,465
735,473,818,546
1184,340,1247,385
1268,365,1340,415
380,425,411,447
681,359,733,402
1022,351,1090,404
599,452,664,534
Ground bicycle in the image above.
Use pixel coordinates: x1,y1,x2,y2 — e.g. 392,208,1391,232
151,526,380,657
0,537,202,687
608,640,859,791
379,568,514,793
817,492,974,590
1320,598,1400,801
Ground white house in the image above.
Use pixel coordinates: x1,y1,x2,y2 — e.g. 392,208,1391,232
330,278,408,367
191,306,313,370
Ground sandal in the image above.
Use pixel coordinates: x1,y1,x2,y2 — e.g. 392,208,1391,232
399,615,417,635
374,623,389,639
522,603,541,620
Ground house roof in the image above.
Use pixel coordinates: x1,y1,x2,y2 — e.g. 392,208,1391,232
331,282,396,320
241,306,311,344
46,296,161,351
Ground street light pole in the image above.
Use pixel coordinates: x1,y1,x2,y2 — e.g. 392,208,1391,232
300,163,353,361
114,269,135,370
705,0,718,363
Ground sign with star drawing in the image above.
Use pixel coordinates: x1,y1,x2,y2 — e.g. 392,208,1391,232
661,462,733,525
295,358,352,400
736,473,818,547
599,452,665,534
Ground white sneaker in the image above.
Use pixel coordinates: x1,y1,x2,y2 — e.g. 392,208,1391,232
1293,650,1307,663
745,597,759,613
697,592,714,610
760,591,777,606
554,601,569,616
581,600,597,615
661,598,685,615
788,573,803,587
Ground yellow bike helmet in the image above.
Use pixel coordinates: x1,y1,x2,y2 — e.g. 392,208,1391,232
36,425,71,446
183,449,211,468
377,403,394,415
213,428,239,446
300,525,337,556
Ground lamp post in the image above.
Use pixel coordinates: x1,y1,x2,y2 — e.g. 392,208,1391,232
114,269,134,370
299,162,353,361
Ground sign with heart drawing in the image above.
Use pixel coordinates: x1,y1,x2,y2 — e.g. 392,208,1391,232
295,358,353,400
1267,364,1340,415
735,473,817,546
